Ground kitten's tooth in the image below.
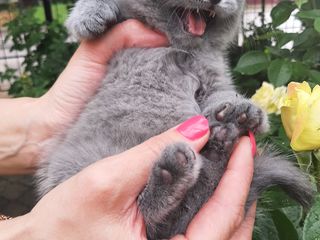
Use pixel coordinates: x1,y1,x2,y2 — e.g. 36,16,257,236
197,8,199,13
209,10,216,18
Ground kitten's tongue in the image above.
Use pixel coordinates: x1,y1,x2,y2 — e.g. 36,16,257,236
187,12,206,36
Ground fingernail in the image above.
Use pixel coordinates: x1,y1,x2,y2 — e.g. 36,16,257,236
177,115,209,141
248,131,256,157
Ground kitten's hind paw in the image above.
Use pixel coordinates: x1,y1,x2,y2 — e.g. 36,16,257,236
154,143,201,189
138,143,202,226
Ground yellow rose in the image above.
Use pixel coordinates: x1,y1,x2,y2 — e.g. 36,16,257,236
281,81,320,151
272,86,287,114
251,82,286,115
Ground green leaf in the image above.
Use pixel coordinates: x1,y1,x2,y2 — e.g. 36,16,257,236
259,188,296,210
271,210,299,240
314,18,320,32
271,1,296,27
297,10,320,19
294,28,315,47
295,0,308,8
309,70,320,84
282,206,303,229
268,59,293,86
276,33,297,48
303,47,320,65
292,62,309,81
295,151,313,172
254,210,279,240
266,46,291,58
303,195,320,240
234,51,269,75
314,150,320,162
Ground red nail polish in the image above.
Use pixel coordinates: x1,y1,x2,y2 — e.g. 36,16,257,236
177,115,209,141
248,131,256,157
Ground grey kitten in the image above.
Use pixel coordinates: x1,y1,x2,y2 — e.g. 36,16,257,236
36,0,314,239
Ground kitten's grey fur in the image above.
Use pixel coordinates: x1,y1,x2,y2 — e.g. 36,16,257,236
37,0,314,238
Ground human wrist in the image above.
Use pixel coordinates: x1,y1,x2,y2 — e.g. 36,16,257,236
0,97,51,174
0,214,36,240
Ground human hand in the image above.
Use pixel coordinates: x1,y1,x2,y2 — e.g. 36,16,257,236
173,134,256,240
38,19,168,139
0,20,168,175
1,116,256,239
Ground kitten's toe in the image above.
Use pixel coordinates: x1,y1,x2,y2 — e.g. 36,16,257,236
233,102,269,134
213,101,269,134
209,123,240,152
215,102,235,122
66,2,119,39
155,143,201,190
138,144,201,235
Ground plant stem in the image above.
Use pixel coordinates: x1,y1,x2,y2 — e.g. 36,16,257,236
311,0,318,9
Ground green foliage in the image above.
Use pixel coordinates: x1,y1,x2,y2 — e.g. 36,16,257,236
267,59,293,86
303,195,320,240
271,1,296,27
1,7,77,97
233,1,320,95
271,209,299,240
234,51,269,75
33,3,69,23
231,0,320,239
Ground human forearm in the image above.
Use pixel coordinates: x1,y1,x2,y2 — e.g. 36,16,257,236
0,98,49,175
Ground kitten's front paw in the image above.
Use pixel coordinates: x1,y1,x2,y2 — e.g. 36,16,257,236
66,1,120,39
205,100,269,153
214,101,269,134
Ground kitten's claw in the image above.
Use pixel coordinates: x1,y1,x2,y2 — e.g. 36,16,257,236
237,112,247,124
215,103,232,121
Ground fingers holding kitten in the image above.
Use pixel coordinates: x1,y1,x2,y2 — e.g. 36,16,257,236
76,116,209,210
183,137,254,239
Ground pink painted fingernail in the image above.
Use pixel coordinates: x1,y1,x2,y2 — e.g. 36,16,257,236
177,115,209,141
248,131,256,157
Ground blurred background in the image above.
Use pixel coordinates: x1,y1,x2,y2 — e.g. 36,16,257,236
1,1,319,239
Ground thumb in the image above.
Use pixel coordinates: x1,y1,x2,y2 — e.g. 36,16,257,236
72,19,168,66
87,115,209,197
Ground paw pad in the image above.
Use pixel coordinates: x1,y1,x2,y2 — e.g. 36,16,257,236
155,144,199,187
161,169,173,185
175,151,188,167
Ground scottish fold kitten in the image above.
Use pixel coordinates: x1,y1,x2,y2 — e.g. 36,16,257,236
37,0,313,239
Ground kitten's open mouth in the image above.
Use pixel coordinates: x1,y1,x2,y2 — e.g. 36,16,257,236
176,8,216,37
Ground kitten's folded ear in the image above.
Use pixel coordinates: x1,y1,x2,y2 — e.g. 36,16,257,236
65,0,121,40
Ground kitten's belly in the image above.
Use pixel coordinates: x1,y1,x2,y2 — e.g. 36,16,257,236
69,47,200,152
38,48,201,196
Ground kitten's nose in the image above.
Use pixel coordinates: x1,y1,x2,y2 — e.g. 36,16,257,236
210,0,221,4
